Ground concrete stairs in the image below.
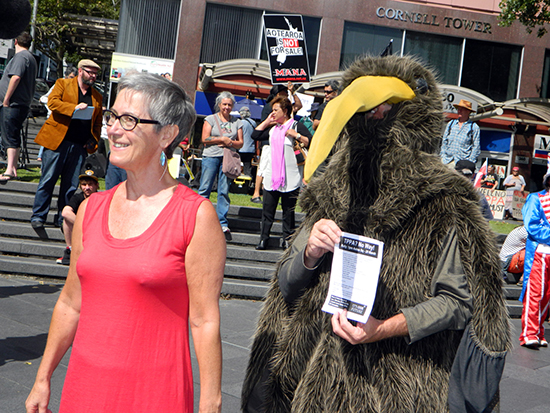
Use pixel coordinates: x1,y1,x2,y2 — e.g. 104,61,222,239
0,179,297,300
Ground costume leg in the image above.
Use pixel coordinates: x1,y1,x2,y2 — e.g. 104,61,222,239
520,247,550,343
216,158,231,228
260,190,279,241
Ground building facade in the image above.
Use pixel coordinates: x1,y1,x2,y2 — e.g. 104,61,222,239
116,0,550,190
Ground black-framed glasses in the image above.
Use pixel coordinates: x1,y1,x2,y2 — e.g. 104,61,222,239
324,89,334,94
81,67,98,77
103,109,160,131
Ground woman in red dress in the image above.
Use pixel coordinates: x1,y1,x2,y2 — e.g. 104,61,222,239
26,73,224,413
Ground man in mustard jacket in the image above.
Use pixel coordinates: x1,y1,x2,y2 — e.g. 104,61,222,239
31,59,102,229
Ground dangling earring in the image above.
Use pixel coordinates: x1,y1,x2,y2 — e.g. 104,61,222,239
160,151,167,167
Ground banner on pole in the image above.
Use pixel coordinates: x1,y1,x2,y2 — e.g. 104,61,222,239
263,14,310,84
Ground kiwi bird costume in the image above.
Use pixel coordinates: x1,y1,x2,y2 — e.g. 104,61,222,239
241,56,510,412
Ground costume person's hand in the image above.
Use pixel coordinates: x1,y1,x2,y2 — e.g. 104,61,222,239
304,219,341,268
331,311,383,344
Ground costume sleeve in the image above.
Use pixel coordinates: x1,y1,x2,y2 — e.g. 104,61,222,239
47,79,78,117
278,227,324,304
467,124,480,163
400,228,473,344
522,193,550,245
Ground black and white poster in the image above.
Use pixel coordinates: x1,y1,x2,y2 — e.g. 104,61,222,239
263,14,310,84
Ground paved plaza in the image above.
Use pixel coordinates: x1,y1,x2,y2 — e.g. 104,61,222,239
1,273,550,412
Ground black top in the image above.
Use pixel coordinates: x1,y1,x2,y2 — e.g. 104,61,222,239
67,192,86,214
251,121,313,146
65,86,94,145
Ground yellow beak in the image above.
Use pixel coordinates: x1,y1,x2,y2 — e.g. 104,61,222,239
304,76,416,182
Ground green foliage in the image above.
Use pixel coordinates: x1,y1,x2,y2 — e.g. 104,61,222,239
34,0,120,76
499,0,550,37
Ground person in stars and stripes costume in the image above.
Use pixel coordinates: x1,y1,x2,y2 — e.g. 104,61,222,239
520,160,550,348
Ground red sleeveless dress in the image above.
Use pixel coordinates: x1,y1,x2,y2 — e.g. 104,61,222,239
59,184,206,412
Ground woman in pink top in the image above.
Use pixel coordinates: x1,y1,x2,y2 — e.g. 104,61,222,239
26,73,225,413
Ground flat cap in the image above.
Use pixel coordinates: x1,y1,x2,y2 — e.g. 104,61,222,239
77,59,100,70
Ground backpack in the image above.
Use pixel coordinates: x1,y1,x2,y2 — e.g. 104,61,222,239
299,116,315,136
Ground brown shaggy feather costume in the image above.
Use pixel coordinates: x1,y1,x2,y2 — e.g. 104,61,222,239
242,56,510,412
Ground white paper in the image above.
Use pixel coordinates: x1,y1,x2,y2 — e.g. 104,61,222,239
72,107,94,120
322,232,384,323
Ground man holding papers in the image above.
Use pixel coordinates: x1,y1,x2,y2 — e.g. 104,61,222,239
31,59,102,229
242,56,509,413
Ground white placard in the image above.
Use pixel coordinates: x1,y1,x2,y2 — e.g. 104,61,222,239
322,232,384,323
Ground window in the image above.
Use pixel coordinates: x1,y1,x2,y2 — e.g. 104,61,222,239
542,49,550,98
200,4,264,63
404,31,462,85
461,39,521,101
117,0,180,59
340,22,402,69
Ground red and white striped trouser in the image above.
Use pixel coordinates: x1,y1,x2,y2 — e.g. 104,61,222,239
520,244,550,343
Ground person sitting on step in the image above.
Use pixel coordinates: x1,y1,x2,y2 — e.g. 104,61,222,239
56,170,99,265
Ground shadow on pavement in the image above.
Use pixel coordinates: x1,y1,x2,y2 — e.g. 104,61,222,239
0,284,61,298
0,333,48,366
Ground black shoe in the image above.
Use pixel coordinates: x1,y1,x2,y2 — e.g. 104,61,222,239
56,247,71,265
31,220,44,229
281,239,289,250
256,239,268,250
222,227,232,241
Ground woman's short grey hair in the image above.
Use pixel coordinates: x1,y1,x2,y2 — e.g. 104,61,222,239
65,66,78,78
325,79,341,94
118,73,196,158
215,91,235,112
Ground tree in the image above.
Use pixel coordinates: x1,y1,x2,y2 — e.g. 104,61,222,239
499,0,550,37
34,0,119,78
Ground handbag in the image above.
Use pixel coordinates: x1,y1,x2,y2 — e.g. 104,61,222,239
212,113,242,180
291,121,308,166
507,249,525,274
293,141,307,166
222,147,242,180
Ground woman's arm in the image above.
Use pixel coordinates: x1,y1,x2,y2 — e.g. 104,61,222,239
187,201,224,413
231,125,244,150
25,199,88,413
201,117,232,148
286,122,312,148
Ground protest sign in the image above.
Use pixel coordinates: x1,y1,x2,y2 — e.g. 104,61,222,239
479,188,506,220
263,14,310,84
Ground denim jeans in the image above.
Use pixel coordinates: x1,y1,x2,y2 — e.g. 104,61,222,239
105,156,127,190
198,156,230,228
1,105,28,148
31,140,86,225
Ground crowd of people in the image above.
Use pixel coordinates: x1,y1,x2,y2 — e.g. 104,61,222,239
0,32,542,411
